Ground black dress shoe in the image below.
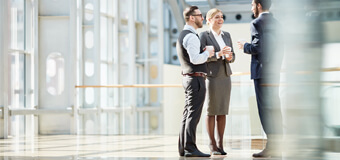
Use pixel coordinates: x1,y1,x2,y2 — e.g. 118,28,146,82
184,150,211,157
217,148,227,155
179,152,184,156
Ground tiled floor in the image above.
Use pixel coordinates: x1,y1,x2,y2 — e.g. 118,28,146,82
0,135,339,159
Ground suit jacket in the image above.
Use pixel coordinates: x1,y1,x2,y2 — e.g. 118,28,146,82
243,13,283,80
199,30,235,77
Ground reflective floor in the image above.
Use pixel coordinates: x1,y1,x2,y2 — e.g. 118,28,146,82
0,135,339,159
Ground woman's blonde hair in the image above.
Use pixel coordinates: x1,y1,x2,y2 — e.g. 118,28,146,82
206,8,222,25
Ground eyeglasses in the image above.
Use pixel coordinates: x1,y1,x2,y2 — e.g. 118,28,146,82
191,14,203,17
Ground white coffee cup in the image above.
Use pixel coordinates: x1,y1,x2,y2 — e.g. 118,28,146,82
226,46,232,52
223,46,231,58
205,46,214,52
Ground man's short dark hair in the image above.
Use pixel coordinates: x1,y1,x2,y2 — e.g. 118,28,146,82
183,6,199,22
254,0,272,10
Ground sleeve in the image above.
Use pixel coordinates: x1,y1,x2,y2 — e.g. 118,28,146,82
243,22,261,55
183,33,209,65
199,32,218,62
226,32,236,63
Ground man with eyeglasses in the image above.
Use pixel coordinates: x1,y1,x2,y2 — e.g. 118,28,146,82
177,6,214,157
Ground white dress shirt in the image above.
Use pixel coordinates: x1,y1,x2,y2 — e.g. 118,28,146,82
182,25,209,65
211,28,226,59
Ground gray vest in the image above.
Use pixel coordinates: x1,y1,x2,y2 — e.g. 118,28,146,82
176,30,207,74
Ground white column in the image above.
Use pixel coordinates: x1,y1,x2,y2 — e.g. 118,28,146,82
106,0,115,134
128,0,136,134
0,0,10,139
113,0,120,108
144,0,150,105
24,0,35,137
93,0,101,134
158,0,164,134
33,0,39,136
70,0,78,135
112,0,121,134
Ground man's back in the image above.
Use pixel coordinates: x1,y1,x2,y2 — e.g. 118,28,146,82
249,13,283,79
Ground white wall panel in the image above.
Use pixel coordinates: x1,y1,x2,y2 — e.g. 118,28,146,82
39,0,70,16
38,17,71,134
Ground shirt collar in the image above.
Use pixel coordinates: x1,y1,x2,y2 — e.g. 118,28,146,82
259,11,270,17
184,25,197,34
210,28,224,36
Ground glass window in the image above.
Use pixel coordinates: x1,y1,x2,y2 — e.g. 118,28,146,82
85,88,94,105
100,17,108,60
150,38,158,57
10,53,25,108
85,59,94,77
149,0,158,27
84,2,94,22
119,1,129,19
108,0,114,16
100,0,108,13
101,64,108,85
100,64,108,107
119,34,129,63
135,0,144,22
10,0,25,50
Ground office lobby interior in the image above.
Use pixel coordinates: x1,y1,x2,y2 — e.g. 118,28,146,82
1,0,340,159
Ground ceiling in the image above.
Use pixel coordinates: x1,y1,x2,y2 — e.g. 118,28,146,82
166,0,340,31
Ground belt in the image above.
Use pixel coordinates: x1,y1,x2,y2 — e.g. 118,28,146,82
183,72,207,78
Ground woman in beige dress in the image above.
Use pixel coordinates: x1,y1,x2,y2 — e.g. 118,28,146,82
199,8,235,155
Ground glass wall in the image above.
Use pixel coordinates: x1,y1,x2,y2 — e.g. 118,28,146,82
76,0,164,135
1,0,164,137
8,0,35,137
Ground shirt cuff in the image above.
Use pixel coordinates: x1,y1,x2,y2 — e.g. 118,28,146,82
216,52,220,59
243,43,248,53
204,50,210,58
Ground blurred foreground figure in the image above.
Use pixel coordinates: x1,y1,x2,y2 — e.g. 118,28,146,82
238,0,283,157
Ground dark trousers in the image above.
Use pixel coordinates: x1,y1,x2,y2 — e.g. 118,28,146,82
254,78,283,149
178,76,206,155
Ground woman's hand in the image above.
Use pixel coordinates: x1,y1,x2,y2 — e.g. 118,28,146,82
222,46,233,61
226,52,233,61
218,50,224,57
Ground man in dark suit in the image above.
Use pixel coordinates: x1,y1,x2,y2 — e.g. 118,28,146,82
177,6,214,157
238,0,284,158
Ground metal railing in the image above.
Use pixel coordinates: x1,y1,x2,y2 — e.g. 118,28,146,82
1,67,340,138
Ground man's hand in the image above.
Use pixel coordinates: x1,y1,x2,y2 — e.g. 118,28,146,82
237,39,247,50
208,48,215,58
